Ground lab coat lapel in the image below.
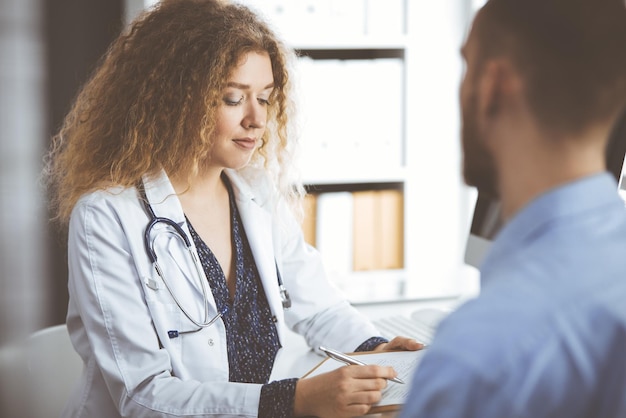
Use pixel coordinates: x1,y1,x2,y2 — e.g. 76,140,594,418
226,172,285,335
141,171,215,316
141,170,185,224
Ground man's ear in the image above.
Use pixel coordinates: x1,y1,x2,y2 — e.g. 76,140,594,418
478,59,521,121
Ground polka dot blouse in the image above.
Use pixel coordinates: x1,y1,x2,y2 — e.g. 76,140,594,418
187,176,387,417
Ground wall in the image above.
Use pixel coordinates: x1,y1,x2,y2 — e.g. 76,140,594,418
44,0,124,326
0,0,47,413
0,0,124,339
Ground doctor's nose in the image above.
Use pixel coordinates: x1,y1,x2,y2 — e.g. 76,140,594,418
242,102,266,130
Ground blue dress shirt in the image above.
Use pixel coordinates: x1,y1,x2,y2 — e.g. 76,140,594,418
400,173,626,418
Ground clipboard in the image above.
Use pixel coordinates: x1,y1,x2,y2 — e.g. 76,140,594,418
302,349,426,413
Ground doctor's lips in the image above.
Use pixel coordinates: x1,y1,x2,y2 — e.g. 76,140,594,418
233,137,257,149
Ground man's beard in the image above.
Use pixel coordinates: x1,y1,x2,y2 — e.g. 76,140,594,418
461,95,500,199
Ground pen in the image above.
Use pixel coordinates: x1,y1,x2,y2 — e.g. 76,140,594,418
319,346,405,384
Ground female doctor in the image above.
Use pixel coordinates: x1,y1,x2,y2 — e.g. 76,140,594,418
45,0,420,417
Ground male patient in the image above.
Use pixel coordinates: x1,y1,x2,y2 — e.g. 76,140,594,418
400,0,626,417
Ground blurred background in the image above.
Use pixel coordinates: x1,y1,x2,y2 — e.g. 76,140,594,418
1,0,124,343
1,0,124,413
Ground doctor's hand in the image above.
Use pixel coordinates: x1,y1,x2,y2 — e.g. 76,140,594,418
293,364,397,418
373,336,424,352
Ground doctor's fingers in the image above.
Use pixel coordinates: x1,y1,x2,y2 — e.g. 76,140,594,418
324,377,385,418
340,364,396,385
330,370,387,418
374,336,423,352
295,371,382,418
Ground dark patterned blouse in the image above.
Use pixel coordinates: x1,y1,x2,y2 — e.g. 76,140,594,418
187,176,387,417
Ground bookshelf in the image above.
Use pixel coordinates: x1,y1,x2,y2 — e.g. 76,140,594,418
237,0,410,303
127,0,479,304
235,0,477,304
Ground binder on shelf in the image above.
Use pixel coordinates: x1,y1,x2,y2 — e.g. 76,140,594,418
301,193,318,246
315,192,354,279
352,191,378,271
365,0,405,36
309,189,405,273
369,58,404,168
352,189,404,271
379,189,404,269
297,57,404,175
329,0,366,37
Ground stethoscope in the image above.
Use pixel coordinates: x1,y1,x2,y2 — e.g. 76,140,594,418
140,187,291,337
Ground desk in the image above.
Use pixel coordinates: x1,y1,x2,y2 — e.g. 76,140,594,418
270,297,466,417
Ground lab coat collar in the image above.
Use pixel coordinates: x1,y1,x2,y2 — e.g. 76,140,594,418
224,167,275,207
141,170,186,225
223,168,255,201
140,168,265,221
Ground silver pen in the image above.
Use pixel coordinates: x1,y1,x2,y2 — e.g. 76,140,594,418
319,346,405,384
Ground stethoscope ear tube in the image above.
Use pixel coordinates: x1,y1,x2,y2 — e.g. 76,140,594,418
144,217,159,264
141,187,192,262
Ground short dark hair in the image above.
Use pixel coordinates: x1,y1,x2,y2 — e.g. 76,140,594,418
474,0,626,136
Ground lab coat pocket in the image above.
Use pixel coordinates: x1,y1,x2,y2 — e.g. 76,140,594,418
180,326,229,381
144,298,227,381
145,299,182,344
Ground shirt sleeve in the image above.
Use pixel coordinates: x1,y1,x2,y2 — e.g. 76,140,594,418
398,343,512,418
355,336,389,352
259,378,298,418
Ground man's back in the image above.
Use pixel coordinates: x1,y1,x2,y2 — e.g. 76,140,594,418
399,0,626,415
401,174,626,417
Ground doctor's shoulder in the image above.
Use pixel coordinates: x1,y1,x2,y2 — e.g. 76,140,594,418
69,185,147,230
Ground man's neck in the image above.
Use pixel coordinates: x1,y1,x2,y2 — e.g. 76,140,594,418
496,132,607,220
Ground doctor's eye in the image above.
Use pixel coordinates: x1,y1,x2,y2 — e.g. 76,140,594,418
223,95,244,106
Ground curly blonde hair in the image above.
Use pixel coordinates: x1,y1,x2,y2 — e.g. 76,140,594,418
45,0,302,224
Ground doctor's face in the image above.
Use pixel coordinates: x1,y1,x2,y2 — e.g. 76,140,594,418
208,51,274,171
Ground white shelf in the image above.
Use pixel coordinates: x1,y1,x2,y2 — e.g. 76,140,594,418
332,269,408,304
302,167,406,186
289,36,408,51
332,266,480,305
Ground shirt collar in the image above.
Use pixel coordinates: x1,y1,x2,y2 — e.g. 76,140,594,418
481,172,621,275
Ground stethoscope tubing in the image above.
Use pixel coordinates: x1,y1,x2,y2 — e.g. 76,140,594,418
140,188,216,329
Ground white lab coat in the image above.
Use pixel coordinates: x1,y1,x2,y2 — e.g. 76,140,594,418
62,168,379,418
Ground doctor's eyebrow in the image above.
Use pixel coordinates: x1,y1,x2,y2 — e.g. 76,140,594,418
226,82,274,90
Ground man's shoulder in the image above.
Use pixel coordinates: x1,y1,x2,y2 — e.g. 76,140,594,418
430,290,551,370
